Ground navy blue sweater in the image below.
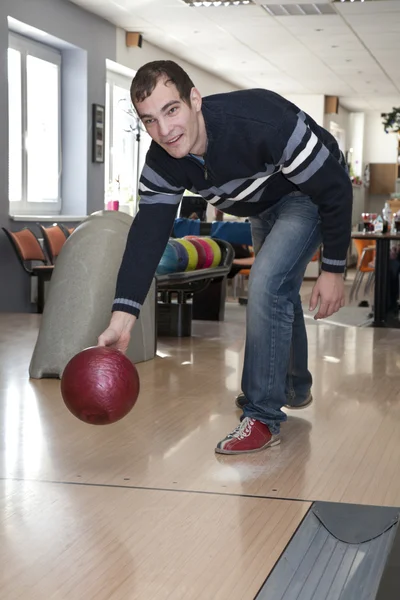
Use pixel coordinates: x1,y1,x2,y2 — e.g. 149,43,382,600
113,89,352,317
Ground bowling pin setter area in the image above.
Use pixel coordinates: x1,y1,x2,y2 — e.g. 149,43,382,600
2,297,400,599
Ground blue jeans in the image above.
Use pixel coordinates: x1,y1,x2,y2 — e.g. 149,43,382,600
241,193,322,434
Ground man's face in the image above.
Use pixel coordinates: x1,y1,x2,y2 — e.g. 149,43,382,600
135,77,202,158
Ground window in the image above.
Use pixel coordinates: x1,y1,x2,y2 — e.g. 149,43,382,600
105,71,151,216
8,33,61,215
329,120,346,155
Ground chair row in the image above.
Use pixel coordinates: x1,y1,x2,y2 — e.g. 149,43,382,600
2,223,75,313
38,223,75,264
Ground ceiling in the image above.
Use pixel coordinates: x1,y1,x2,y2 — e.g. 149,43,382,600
69,0,400,112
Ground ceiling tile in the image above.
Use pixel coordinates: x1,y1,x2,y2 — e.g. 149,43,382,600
69,0,400,110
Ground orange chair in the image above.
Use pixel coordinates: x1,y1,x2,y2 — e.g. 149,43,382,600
349,238,376,303
58,224,75,238
2,227,54,313
37,224,68,264
311,249,320,262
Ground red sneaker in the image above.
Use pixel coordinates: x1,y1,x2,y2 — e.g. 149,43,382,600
215,417,281,455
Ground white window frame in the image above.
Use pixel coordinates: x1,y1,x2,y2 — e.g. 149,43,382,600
106,69,152,215
8,32,62,216
105,70,134,197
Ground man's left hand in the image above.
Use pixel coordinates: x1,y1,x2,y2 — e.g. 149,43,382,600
309,271,345,320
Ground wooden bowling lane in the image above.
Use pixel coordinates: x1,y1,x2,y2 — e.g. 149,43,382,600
0,478,310,600
2,310,400,508
0,314,41,381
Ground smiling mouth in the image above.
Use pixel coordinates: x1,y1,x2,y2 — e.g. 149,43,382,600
166,134,182,145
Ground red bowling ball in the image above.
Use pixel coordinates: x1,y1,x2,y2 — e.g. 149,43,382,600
61,346,140,425
184,236,207,269
195,238,214,268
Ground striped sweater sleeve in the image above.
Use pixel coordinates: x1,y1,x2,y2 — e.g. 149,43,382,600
112,162,185,317
277,110,353,274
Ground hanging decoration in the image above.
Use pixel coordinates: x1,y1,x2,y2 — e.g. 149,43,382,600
382,108,400,134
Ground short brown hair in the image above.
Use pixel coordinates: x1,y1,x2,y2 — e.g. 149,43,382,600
131,60,195,106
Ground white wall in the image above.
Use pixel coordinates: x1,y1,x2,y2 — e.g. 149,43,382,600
348,112,364,177
116,29,240,97
323,104,350,155
0,0,116,312
284,94,324,126
330,104,350,132
363,111,398,165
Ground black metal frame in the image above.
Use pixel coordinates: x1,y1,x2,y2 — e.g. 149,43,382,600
92,103,105,164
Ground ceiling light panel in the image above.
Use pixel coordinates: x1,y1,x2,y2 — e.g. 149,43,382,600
181,0,255,6
262,4,336,16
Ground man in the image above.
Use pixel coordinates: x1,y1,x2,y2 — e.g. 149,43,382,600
98,60,352,455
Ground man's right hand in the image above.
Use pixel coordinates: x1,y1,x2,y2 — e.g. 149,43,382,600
97,311,137,354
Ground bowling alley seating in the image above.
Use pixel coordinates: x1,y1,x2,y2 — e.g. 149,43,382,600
37,223,69,264
173,217,201,237
173,218,253,247
58,224,75,237
209,220,252,245
2,226,54,313
29,210,156,379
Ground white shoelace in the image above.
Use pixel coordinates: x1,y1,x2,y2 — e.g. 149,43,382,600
228,417,256,440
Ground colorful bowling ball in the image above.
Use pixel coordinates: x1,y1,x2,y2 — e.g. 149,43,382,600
61,346,140,425
184,236,207,269
206,238,222,267
169,239,189,271
188,237,214,269
203,238,222,267
157,240,185,275
174,239,198,270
